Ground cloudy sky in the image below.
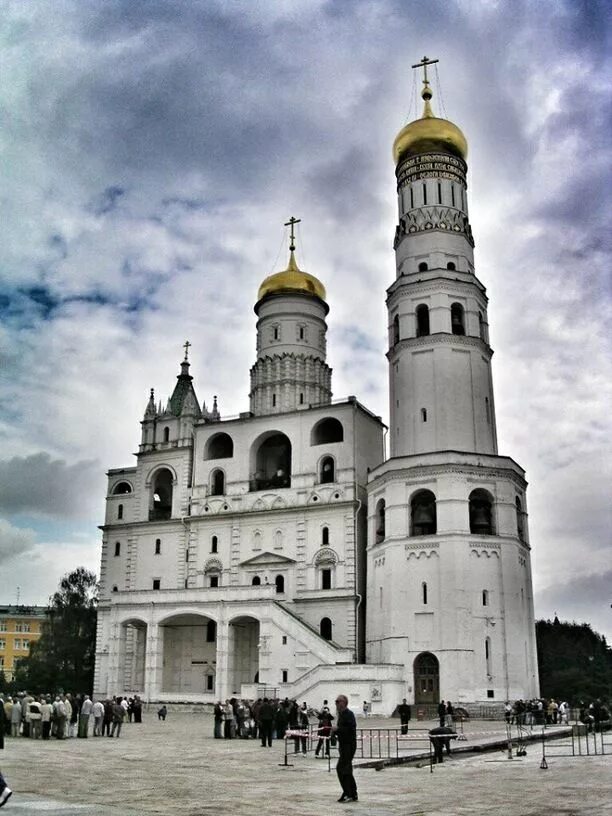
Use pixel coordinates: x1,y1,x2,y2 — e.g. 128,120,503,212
0,0,610,640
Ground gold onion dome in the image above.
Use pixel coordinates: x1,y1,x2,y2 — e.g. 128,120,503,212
393,83,468,165
258,249,326,302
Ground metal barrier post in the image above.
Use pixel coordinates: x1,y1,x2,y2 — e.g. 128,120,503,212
540,727,548,769
279,734,294,768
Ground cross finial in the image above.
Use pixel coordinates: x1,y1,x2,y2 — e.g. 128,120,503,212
411,55,439,87
284,216,301,252
183,340,191,362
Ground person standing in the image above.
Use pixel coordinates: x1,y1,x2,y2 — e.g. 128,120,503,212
53,697,66,740
333,695,358,803
79,695,93,738
437,700,446,728
398,698,411,735
223,700,234,739
10,699,21,738
92,699,104,736
40,698,52,740
0,700,13,809
258,697,274,748
315,705,334,758
213,702,223,739
28,699,42,740
110,698,126,738
132,696,142,724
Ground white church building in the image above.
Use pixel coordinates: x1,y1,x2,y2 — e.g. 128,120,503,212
94,64,539,713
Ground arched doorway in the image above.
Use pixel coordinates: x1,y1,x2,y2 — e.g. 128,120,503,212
228,616,259,696
160,614,217,694
414,652,440,705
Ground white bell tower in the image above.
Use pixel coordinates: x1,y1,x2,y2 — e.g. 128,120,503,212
366,58,539,705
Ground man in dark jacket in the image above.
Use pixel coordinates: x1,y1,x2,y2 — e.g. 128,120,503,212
437,700,446,727
333,694,358,803
258,698,274,747
429,725,456,763
398,699,411,735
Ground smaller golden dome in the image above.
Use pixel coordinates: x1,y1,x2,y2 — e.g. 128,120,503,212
258,250,326,302
393,85,468,164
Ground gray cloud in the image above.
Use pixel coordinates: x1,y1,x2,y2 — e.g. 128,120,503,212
536,570,612,643
0,519,37,563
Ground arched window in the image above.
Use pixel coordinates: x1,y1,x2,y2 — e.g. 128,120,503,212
451,303,465,335
410,490,437,536
447,261,456,271
114,541,121,557
155,538,161,555
422,582,428,604
478,312,485,341
320,617,333,641
320,457,335,484
206,620,216,642
112,482,132,495
211,535,218,553
482,589,489,606
112,585,118,593
275,574,285,594
516,497,525,542
252,576,261,586
211,469,225,496
150,468,173,521
393,314,400,345
321,568,332,590
205,432,234,459
117,504,123,520
421,408,427,422
375,499,386,543
311,418,344,445
469,489,495,535
322,526,329,546
416,304,430,337
418,261,428,272
252,432,292,490
274,530,283,550
163,426,170,443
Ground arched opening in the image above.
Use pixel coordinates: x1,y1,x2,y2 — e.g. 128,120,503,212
112,482,132,495
416,304,430,337
469,489,495,535
211,535,218,553
161,613,217,694
320,456,335,484
322,526,329,546
275,574,285,594
311,417,344,445
117,504,124,520
393,314,400,345
447,261,456,271
410,490,437,536
320,617,333,641
251,575,261,586
251,432,292,490
210,469,225,496
155,538,161,555
205,432,234,460
118,619,147,694
478,311,486,341
375,498,386,543
516,497,525,542
418,261,428,272
163,426,170,443
114,541,121,556
150,468,173,521
451,302,465,335
228,616,259,696
414,652,439,705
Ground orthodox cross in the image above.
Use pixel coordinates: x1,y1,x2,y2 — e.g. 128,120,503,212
284,216,301,251
411,55,438,90
183,339,191,361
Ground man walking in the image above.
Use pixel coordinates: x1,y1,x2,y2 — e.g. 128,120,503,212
333,695,358,803
398,698,411,735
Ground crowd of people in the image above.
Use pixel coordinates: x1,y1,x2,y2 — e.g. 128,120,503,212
504,697,610,730
1,692,144,740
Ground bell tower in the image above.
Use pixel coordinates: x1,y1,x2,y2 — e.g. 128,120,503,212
366,58,539,705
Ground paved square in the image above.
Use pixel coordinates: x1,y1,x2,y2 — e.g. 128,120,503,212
1,714,611,815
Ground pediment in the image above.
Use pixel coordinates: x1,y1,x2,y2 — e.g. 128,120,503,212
240,551,296,567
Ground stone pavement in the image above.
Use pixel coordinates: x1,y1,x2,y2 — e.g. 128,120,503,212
1,714,610,815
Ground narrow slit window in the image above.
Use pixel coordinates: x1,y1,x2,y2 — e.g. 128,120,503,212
272,393,276,407
211,535,218,553
410,187,414,209
422,183,427,205
152,578,160,590
421,408,427,422
437,182,442,204
299,392,304,404
117,504,123,520
422,582,428,605
485,397,491,424
482,589,489,606
114,541,120,557
282,669,288,683
155,538,161,555
451,185,455,207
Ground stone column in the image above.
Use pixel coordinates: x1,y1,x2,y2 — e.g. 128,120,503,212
144,622,163,701
214,618,230,701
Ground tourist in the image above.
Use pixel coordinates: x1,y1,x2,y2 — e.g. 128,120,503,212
10,699,20,738
65,694,76,738
296,702,309,755
446,701,454,725
274,701,288,741
428,725,455,764
40,698,52,740
110,698,126,738
315,705,334,758
0,701,13,808
333,694,358,803
258,697,274,747
437,700,446,728
397,698,411,735
79,695,93,737
53,696,66,739
213,701,223,738
223,700,234,739
157,705,167,721
92,699,104,736
133,696,143,724
362,700,370,718
2,700,11,739
28,698,42,740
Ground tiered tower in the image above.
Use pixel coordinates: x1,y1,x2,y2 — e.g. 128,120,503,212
366,58,539,705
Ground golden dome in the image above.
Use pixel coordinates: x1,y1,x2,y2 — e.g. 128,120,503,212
258,250,326,302
393,85,468,164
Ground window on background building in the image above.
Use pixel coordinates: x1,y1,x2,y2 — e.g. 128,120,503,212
375,499,386,543
320,617,333,640
321,568,332,590
485,637,492,676
22,639,29,650
319,457,335,484
211,535,218,553
487,689,494,699
282,669,288,683
112,585,118,593
117,504,123,520
275,575,285,594
451,302,465,335
311,418,343,445
322,526,330,546
209,575,219,588
422,582,428,605
206,674,214,691
516,497,525,542
421,408,427,422
272,393,276,407
211,469,225,496
416,304,430,337
252,576,261,586
0,640,5,650
114,542,121,557
482,590,489,606
205,432,234,460
479,311,485,341
447,261,456,271
418,261,428,272
152,579,161,590
163,426,170,443
393,314,400,345
150,468,173,521
469,489,495,535
282,635,287,645
155,538,161,554
13,639,21,651
0,623,6,632
112,481,132,495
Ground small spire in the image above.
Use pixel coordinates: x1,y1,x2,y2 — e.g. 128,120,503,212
411,55,439,119
144,388,157,418
212,394,219,420
183,339,191,362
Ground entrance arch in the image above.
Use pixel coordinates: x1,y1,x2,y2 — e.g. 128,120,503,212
160,613,217,694
228,615,260,696
414,652,440,705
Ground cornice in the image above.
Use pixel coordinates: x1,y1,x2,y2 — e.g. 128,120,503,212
387,331,492,361
386,274,488,303
368,461,527,490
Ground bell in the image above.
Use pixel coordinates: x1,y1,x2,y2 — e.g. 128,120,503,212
471,503,491,534
413,505,434,525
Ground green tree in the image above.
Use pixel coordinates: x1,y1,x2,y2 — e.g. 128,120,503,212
14,567,98,695
536,618,612,704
